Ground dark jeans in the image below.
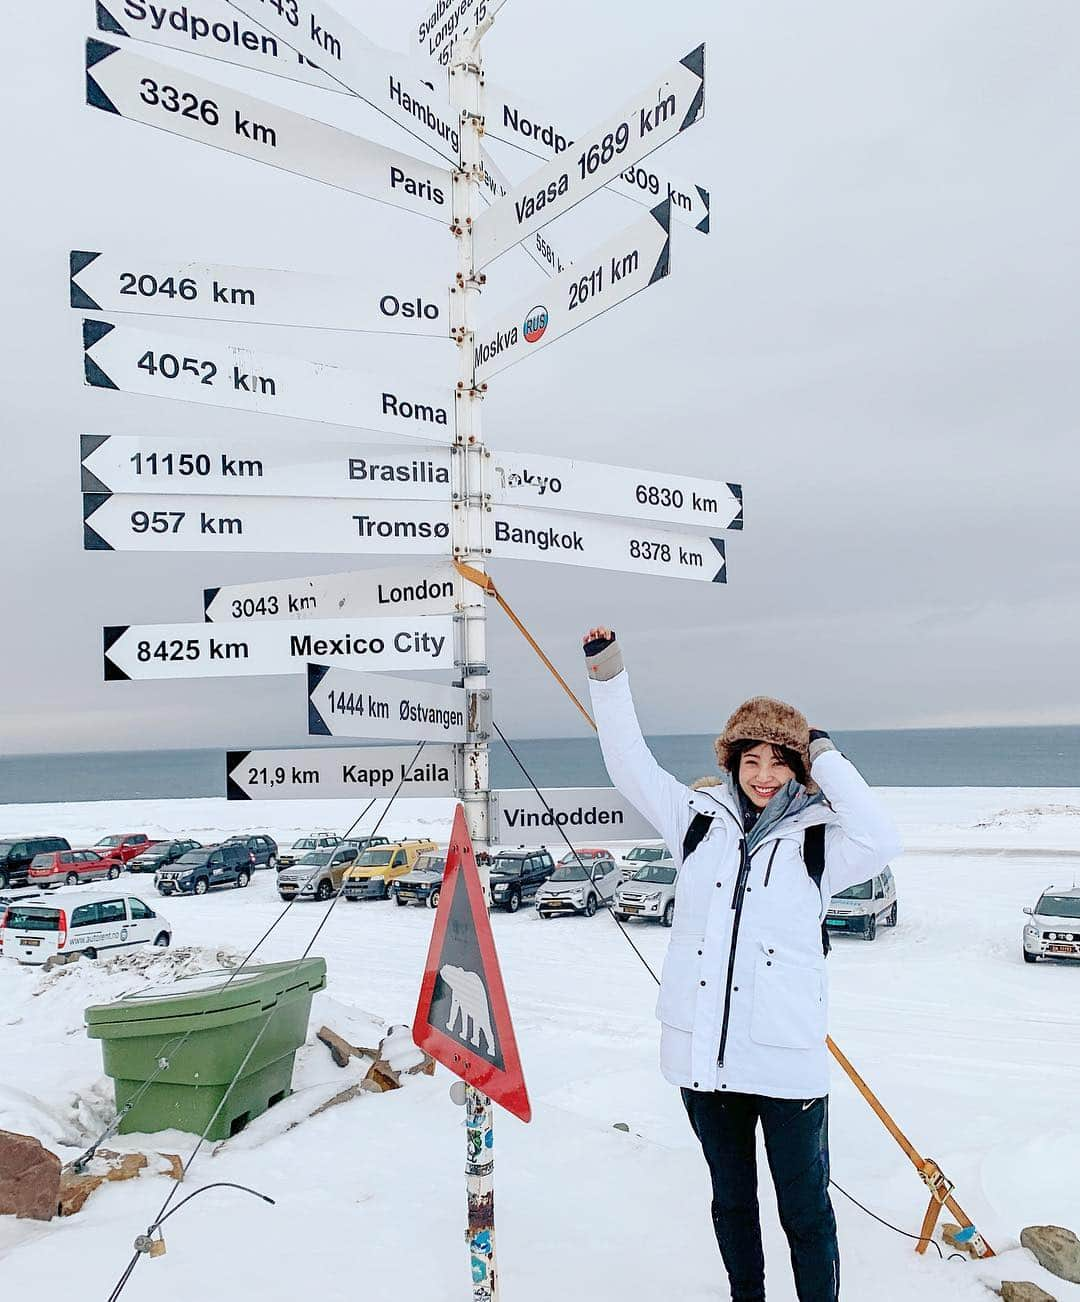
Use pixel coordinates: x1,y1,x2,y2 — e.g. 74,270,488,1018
681,1089,840,1302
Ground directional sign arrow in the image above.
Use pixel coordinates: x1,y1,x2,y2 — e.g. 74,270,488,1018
204,560,460,622
491,506,725,584
473,44,705,269
412,0,511,68
493,788,659,844
489,450,742,534
474,203,670,383
80,433,452,500
479,148,567,279
308,664,468,742
102,615,455,681
85,40,451,222
83,491,457,556
81,319,454,440
70,249,447,336
226,743,456,800
484,76,709,235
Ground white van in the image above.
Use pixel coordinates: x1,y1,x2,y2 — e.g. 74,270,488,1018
0,889,172,965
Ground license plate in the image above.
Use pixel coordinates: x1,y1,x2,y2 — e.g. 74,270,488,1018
826,919,845,927
623,905,641,913
1048,943,1077,954
19,936,41,947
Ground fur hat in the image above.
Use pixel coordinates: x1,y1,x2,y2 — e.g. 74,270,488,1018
715,697,812,784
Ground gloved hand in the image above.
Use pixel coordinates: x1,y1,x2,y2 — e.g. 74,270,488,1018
582,626,623,681
808,728,836,762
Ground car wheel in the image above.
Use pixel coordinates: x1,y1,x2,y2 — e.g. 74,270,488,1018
395,892,407,906
662,901,675,928
267,854,277,870
428,888,441,909
1023,949,1038,964
236,870,250,889
864,914,877,942
66,872,79,886
0,870,8,890
613,911,627,923
316,880,333,902
194,878,209,895
538,910,552,919
107,865,120,880
83,947,97,960
153,932,170,948
507,889,521,914
887,902,898,927
584,895,597,918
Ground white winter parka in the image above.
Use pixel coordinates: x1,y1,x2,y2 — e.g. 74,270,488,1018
590,670,902,1099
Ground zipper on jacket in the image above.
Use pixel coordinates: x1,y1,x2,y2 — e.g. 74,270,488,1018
762,841,780,888
717,835,752,1068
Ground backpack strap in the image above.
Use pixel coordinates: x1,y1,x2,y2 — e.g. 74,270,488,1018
681,812,713,863
803,824,830,957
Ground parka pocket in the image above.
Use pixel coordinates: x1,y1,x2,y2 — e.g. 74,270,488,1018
655,941,699,1031
749,953,825,1050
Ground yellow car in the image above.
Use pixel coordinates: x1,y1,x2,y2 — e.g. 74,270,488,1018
341,840,438,901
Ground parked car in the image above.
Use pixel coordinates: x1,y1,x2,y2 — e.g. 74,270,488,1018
27,849,121,888
127,839,201,874
342,840,438,901
91,834,158,865
277,845,360,902
825,866,898,941
0,889,171,964
394,851,448,908
614,857,678,926
536,853,620,918
341,835,391,853
0,836,71,890
1023,887,1080,964
155,843,254,896
222,834,279,870
489,847,555,913
617,842,671,883
277,832,341,870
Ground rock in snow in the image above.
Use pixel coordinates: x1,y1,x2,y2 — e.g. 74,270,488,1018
999,1282,1058,1302
1020,1226,1080,1285
0,1130,60,1220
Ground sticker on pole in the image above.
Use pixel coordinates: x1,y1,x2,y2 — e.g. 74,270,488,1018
413,806,531,1122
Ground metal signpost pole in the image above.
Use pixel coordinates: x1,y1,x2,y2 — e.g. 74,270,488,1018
450,23,498,1302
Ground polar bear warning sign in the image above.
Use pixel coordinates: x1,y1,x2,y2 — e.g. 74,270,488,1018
413,804,531,1122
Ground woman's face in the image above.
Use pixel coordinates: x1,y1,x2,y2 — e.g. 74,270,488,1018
738,743,796,808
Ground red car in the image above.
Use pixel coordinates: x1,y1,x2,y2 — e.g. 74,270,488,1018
91,834,158,864
28,849,122,887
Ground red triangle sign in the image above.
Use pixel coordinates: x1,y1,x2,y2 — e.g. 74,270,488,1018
413,805,531,1122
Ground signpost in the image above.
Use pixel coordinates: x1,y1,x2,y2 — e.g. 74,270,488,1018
82,319,454,440
226,743,456,800
71,250,447,336
412,0,511,68
203,560,460,622
492,787,659,844
474,203,671,381
478,147,567,279
80,433,452,500
473,45,705,268
102,615,455,680
490,449,742,534
86,40,452,222
308,664,468,742
83,491,458,555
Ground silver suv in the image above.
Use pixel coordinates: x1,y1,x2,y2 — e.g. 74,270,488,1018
614,858,678,926
277,845,358,902
826,865,897,942
1023,887,1080,964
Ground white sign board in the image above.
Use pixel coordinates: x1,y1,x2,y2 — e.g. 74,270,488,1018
70,250,446,336
103,615,455,681
227,744,456,799
479,148,567,279
81,434,452,500
484,76,709,234
473,45,705,268
84,491,455,555
82,320,454,441
474,203,670,382
308,664,468,742
493,788,659,843
412,0,509,67
86,40,451,222
491,506,725,583
490,450,742,534
204,560,459,622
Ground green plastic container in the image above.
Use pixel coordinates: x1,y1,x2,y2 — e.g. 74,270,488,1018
85,958,326,1140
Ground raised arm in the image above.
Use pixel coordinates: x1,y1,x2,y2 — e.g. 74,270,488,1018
808,734,902,897
583,628,693,860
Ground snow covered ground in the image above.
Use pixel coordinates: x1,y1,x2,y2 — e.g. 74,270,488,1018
1,788,1079,1300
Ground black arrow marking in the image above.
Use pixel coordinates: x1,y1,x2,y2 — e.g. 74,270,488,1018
710,537,727,584
83,491,114,550
203,587,220,622
83,319,118,390
70,251,103,310
648,199,671,284
86,40,121,116
726,482,743,531
80,434,111,493
226,751,252,800
95,2,129,37
307,663,332,736
695,185,710,235
678,44,706,132
103,625,130,680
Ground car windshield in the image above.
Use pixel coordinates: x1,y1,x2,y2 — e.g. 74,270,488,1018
632,864,677,884
30,854,54,867
1039,895,1080,919
176,851,210,867
413,856,446,875
3,907,60,931
490,857,524,874
834,881,873,900
627,846,665,862
0,843,15,857
297,851,332,867
550,865,589,882
356,849,394,867
292,838,317,851
95,836,124,848
140,846,167,857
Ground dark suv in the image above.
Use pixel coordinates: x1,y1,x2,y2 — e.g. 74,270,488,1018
128,839,201,874
223,834,278,870
489,847,555,913
155,843,253,896
0,836,71,890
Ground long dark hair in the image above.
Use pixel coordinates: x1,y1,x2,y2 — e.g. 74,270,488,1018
724,738,807,787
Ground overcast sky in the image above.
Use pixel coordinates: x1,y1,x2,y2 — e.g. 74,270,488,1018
2,0,1078,755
